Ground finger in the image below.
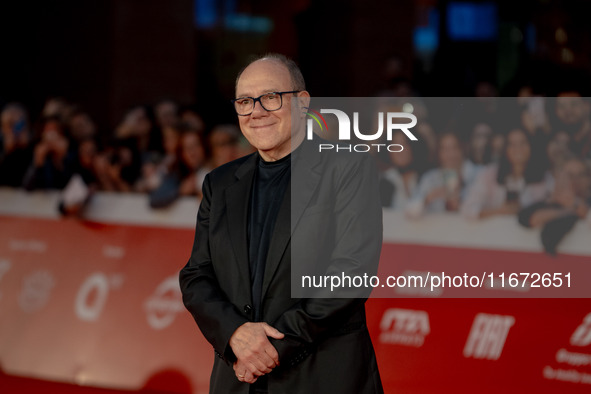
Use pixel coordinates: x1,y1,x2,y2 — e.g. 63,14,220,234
246,359,269,376
263,343,280,366
241,346,275,372
262,323,284,339
243,371,257,384
235,369,248,381
251,357,273,374
235,371,244,382
236,351,271,375
234,360,255,376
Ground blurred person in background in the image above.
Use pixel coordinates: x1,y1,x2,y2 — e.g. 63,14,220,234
519,96,551,137
546,130,572,172
178,127,210,196
379,132,428,209
514,96,552,171
68,136,101,188
153,99,180,170
518,155,591,254
41,97,70,120
475,80,498,100
115,105,157,155
375,55,415,97
207,124,242,169
414,119,437,166
154,99,179,130
135,121,182,193
149,124,209,207
472,81,499,123
554,92,591,159
179,106,206,132
406,132,479,217
466,121,494,166
22,116,72,190
0,102,33,187
58,136,102,216
94,137,141,192
461,128,551,220
65,107,97,143
490,130,506,163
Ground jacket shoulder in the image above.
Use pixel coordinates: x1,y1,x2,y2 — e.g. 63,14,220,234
206,152,256,185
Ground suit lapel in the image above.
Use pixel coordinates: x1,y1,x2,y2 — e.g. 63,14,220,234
289,141,323,235
225,153,257,300
261,140,323,299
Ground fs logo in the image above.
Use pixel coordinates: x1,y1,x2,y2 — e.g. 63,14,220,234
144,275,185,330
570,312,591,347
464,313,515,360
379,308,430,347
304,107,418,153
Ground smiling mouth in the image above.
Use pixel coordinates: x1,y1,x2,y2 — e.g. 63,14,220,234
251,124,275,129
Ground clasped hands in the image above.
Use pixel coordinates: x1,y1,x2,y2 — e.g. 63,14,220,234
229,322,284,384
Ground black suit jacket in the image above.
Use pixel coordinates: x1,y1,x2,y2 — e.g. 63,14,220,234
180,138,384,393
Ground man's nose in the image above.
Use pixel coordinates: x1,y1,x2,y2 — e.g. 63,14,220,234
250,100,267,117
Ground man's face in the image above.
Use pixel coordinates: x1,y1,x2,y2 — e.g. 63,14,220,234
181,132,205,170
235,59,306,160
156,101,178,128
438,134,463,169
505,129,531,166
562,159,591,198
556,93,589,126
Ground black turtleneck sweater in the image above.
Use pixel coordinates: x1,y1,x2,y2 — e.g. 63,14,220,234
247,153,291,322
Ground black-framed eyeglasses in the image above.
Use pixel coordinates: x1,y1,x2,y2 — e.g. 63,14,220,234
231,91,301,116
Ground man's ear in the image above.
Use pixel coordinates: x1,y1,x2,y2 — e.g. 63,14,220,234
296,91,311,116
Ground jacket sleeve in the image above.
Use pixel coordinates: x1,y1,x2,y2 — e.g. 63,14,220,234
179,173,248,362
270,153,383,367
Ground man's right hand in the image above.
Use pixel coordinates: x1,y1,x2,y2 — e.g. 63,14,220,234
229,322,284,383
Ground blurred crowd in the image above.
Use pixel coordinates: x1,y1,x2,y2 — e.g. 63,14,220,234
0,98,254,212
1,89,590,253
374,90,591,254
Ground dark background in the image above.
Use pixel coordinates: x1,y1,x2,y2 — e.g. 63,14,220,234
1,0,590,134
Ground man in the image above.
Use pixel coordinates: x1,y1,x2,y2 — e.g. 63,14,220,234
518,155,591,254
555,91,591,159
180,54,383,393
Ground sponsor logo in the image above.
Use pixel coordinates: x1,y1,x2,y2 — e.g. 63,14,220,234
379,308,430,347
556,348,591,367
464,313,514,360
144,275,184,330
543,366,591,384
19,270,55,313
570,313,591,347
303,108,329,133
74,272,124,322
102,245,126,259
9,239,47,253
